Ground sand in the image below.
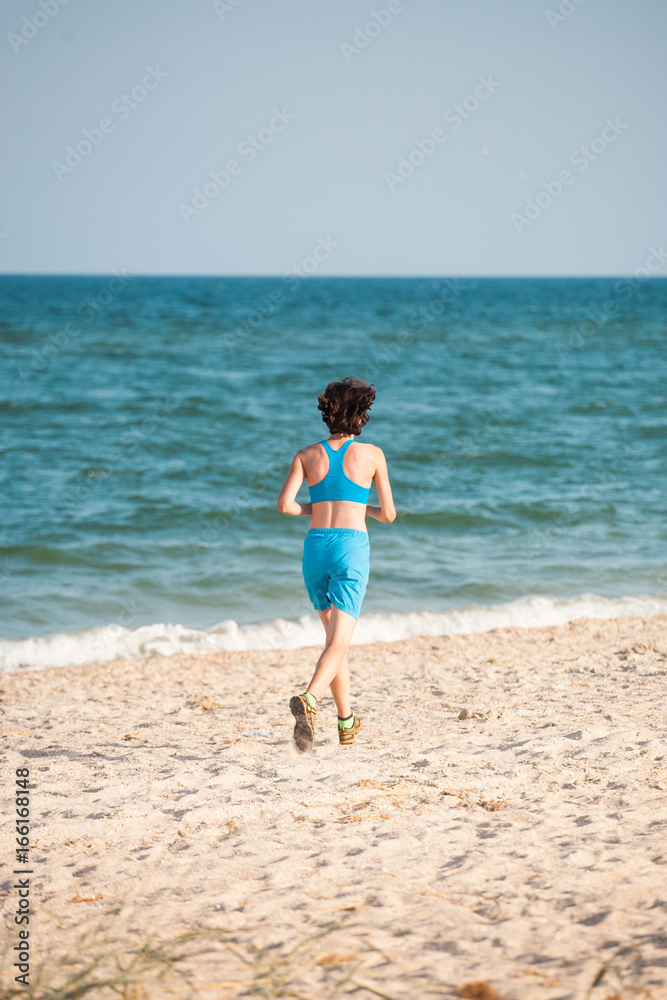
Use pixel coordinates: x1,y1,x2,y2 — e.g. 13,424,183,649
1,614,666,999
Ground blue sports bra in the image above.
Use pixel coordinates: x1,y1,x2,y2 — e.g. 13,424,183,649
308,440,371,505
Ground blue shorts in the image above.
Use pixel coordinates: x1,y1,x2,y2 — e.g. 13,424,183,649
302,528,370,620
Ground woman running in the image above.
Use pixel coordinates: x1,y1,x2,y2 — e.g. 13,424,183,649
276,376,396,752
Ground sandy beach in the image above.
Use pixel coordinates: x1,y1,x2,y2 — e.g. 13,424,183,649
2,614,666,999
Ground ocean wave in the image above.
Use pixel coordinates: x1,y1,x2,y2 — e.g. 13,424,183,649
1,592,665,674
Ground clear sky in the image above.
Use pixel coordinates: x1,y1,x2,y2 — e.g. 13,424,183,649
1,0,665,275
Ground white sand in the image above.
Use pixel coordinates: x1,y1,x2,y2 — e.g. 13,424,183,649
2,614,666,998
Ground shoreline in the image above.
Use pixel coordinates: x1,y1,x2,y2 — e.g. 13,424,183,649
2,613,667,998
2,590,667,673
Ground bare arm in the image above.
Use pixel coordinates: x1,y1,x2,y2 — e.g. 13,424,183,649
366,447,396,523
276,452,313,517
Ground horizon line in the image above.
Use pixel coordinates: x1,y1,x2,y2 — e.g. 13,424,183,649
2,272,666,280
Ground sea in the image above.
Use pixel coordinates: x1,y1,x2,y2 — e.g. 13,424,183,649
1,275,665,672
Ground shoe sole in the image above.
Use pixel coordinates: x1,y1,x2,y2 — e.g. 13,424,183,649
289,695,314,752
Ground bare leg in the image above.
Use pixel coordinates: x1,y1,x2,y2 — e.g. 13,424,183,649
316,608,351,717
307,606,357,706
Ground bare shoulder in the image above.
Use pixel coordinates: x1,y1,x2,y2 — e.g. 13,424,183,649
358,441,385,458
356,441,386,469
295,441,325,467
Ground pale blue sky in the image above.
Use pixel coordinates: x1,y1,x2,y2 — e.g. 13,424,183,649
1,0,665,275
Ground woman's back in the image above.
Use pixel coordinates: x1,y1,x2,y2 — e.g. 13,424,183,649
303,437,377,531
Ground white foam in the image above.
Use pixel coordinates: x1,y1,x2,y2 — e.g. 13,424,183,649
1,592,665,674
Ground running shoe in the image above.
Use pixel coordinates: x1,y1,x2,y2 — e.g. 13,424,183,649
289,693,316,752
338,715,362,746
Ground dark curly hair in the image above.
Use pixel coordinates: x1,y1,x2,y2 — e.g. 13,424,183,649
317,376,376,436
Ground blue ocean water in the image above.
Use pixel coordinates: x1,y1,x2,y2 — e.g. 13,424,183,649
0,275,665,668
